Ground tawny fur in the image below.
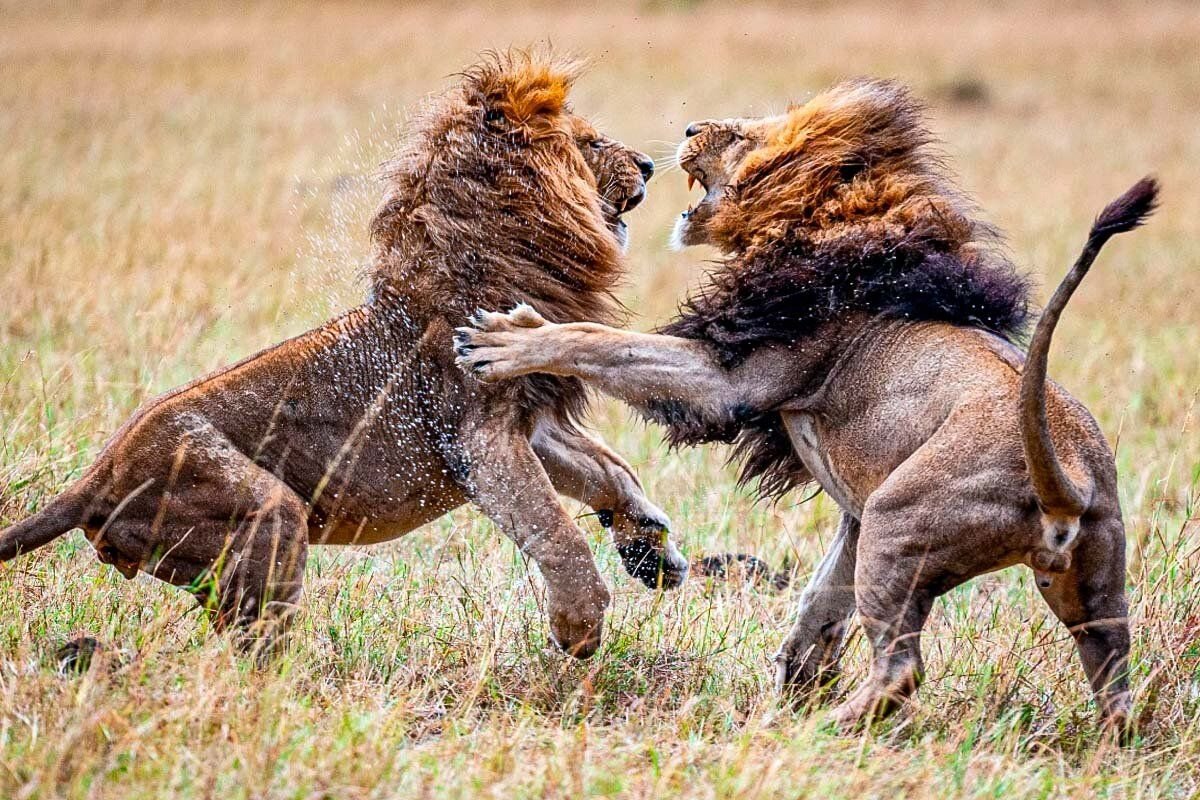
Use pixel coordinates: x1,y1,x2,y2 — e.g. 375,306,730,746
456,78,1156,737
662,80,1031,497
0,50,685,662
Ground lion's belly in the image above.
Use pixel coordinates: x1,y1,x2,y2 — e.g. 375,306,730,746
310,494,463,545
781,412,865,517
303,455,468,546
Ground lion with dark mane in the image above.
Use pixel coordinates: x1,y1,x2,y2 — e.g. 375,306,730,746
458,78,1157,735
0,51,686,660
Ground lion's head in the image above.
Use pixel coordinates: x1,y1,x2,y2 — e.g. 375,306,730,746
369,50,652,326
571,116,655,252
664,78,1030,365
661,79,1033,498
671,78,984,256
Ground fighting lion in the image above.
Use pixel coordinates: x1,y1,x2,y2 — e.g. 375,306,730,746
456,78,1156,734
0,51,687,659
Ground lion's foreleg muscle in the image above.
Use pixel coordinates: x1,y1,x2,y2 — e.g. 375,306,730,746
457,308,747,428
532,326,736,413
532,417,688,589
457,412,611,658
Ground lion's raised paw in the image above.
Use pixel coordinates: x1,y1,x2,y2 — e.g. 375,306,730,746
454,304,550,381
466,303,547,332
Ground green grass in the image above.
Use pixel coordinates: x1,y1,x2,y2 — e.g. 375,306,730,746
2,1,1199,797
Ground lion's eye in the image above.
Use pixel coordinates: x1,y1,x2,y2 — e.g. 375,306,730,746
588,139,603,150
484,108,505,124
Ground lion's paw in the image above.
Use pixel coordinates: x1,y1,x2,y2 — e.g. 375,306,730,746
505,303,548,329
547,585,610,659
467,303,547,333
453,304,549,382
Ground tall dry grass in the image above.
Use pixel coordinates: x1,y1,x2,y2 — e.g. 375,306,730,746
1,2,1198,797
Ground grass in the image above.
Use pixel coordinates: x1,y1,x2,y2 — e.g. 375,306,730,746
1,1,1199,797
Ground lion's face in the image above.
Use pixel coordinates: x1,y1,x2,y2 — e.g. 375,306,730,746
670,116,773,250
572,117,655,251
672,81,952,255
454,62,653,254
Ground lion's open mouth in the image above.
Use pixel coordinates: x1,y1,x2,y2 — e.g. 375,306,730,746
671,160,722,250
684,172,707,216
681,163,715,218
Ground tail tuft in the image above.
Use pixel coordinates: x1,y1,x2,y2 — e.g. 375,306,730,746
1092,176,1160,239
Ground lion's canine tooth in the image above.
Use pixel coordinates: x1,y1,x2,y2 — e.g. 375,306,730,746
687,175,696,191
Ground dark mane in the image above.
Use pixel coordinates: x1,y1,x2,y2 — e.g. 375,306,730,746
655,78,1034,498
654,231,1032,499
661,226,1032,369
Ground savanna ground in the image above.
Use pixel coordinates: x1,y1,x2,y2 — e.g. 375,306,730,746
1,1,1198,797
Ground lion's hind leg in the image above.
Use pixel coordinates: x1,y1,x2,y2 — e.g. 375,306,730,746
205,483,308,661
142,442,309,662
1035,515,1133,739
775,512,859,701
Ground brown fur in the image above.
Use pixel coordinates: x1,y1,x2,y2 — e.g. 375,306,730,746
662,81,1031,497
372,55,624,328
0,51,686,661
669,81,1029,357
456,79,1156,736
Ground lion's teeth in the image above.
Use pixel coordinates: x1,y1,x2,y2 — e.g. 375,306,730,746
687,175,696,191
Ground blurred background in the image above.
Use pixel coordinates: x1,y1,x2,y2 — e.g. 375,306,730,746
1,3,1198,796
3,0,1195,546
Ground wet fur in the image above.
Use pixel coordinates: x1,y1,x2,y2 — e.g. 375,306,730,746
369,53,626,428
0,50,687,661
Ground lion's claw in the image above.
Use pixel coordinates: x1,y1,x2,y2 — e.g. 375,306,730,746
453,305,550,382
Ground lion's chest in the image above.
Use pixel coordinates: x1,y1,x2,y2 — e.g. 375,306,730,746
780,412,864,518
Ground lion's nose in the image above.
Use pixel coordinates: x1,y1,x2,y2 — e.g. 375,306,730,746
685,122,703,137
634,153,655,181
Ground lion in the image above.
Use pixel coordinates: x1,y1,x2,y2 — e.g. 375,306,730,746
0,51,688,661
455,78,1157,735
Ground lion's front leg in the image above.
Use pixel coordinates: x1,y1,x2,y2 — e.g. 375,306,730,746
531,417,689,590
456,409,611,659
774,512,859,700
454,304,740,419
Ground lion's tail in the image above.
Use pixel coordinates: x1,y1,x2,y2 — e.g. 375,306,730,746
0,489,89,562
1020,177,1158,568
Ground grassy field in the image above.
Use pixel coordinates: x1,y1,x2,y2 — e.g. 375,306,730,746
2,2,1198,797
